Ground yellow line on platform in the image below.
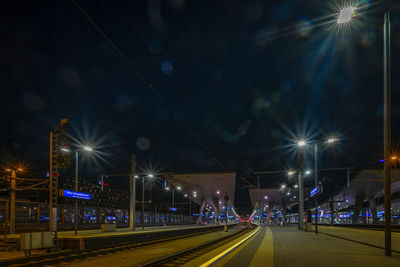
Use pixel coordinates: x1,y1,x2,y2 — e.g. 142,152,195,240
249,227,273,267
199,226,261,267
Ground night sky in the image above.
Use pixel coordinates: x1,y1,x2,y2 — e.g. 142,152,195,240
1,0,400,194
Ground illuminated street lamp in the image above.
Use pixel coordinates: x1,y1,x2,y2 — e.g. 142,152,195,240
61,145,94,234
305,170,312,176
313,137,339,234
335,4,393,256
297,140,307,147
288,171,295,176
5,167,24,234
141,174,154,229
337,6,356,24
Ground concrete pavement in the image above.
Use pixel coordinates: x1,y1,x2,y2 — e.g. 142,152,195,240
193,225,400,267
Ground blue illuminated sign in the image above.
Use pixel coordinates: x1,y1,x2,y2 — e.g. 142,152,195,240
310,186,318,197
169,207,177,211
63,190,91,200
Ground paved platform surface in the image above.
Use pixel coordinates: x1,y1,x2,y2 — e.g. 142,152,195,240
318,225,400,252
194,226,400,267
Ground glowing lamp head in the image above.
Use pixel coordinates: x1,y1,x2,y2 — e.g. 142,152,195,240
297,140,307,147
281,184,286,189
337,7,356,24
177,186,182,190
288,171,295,176
83,146,93,151
264,195,268,200
305,170,311,175
147,174,154,178
61,148,70,152
294,184,298,188
327,137,338,143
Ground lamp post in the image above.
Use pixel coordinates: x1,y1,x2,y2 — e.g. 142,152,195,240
297,140,306,230
337,6,392,256
5,168,22,234
141,174,154,230
62,146,93,235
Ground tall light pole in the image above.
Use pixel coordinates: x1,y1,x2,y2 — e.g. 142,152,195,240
313,138,339,234
142,174,154,230
297,139,306,230
337,6,392,256
6,168,22,234
74,151,79,235
129,154,136,231
383,11,391,257
62,146,93,235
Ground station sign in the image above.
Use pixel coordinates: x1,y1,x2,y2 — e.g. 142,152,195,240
62,189,91,200
310,186,319,197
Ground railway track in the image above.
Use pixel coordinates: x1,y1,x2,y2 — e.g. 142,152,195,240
140,224,256,267
0,226,238,267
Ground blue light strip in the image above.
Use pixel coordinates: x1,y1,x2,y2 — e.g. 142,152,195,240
63,190,91,200
310,186,318,197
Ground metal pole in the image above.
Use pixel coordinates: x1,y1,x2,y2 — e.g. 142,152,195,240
172,188,175,208
142,176,145,230
331,198,334,226
298,171,304,230
225,192,228,232
347,168,350,188
129,154,136,231
101,176,104,192
189,196,192,221
74,151,78,235
314,144,318,234
383,11,392,257
9,170,16,234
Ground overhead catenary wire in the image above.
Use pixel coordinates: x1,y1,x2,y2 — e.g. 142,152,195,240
71,0,226,170
114,0,231,163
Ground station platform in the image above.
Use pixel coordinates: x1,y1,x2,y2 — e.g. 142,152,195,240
189,225,400,267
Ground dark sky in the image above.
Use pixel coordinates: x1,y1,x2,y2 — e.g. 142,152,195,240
1,0,400,185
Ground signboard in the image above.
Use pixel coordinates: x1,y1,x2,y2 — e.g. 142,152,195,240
62,190,91,200
310,186,319,197
169,207,177,212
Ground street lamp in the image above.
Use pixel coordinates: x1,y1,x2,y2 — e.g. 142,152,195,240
69,147,93,234
5,167,23,234
337,6,356,24
142,174,154,230
61,145,94,235
296,139,306,230
313,137,339,234
336,4,392,256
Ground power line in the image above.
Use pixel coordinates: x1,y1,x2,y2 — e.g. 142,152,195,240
71,0,226,170
114,0,230,163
